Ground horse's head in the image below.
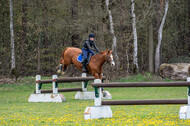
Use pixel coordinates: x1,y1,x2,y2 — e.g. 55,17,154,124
104,50,115,67
56,58,65,75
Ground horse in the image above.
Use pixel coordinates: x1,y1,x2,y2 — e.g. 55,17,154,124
57,47,115,80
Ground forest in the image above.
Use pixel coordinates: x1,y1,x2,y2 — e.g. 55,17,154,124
0,0,190,79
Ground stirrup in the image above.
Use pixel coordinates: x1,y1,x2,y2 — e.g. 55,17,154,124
82,67,87,72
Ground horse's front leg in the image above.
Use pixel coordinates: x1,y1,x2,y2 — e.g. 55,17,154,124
99,66,103,81
94,73,100,79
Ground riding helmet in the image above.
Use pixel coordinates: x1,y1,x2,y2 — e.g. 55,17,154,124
89,33,95,38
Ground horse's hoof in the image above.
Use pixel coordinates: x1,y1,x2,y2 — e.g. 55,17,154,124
82,68,87,72
61,71,65,75
103,91,107,97
57,70,61,74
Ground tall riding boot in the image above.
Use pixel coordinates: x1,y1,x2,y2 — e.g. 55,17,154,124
82,61,87,72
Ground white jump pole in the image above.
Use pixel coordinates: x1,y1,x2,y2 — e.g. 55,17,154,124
179,77,190,119
94,79,102,106
82,73,87,91
52,75,58,94
35,75,41,94
187,77,190,105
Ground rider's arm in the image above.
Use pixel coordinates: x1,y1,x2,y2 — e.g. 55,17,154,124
92,42,100,53
85,41,97,52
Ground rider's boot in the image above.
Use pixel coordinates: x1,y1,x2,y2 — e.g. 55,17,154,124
82,61,87,72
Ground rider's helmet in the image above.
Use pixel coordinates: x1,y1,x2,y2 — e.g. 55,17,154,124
89,33,95,38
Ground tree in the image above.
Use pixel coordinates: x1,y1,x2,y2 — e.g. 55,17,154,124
105,0,120,69
20,0,27,73
9,0,15,70
188,0,190,53
149,20,154,73
71,0,79,47
37,33,41,74
42,0,48,47
148,0,154,73
155,0,169,73
131,0,138,71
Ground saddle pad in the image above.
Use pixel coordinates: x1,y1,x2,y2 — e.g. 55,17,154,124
77,54,83,62
77,54,92,65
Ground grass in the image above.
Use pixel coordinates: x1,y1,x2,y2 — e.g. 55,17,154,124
0,74,190,125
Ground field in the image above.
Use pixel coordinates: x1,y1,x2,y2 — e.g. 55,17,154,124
0,74,190,126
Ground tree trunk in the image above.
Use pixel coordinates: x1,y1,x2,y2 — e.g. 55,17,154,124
188,0,190,53
131,0,138,71
9,0,15,70
155,0,169,73
148,21,154,73
37,34,41,74
71,0,79,47
126,50,129,74
21,0,27,52
21,0,27,73
42,0,48,47
105,0,120,69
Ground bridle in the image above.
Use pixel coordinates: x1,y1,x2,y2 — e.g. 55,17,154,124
106,52,113,63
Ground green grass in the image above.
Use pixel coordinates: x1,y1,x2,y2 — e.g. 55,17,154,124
0,74,190,126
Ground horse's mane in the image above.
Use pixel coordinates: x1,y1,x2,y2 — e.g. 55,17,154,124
100,50,109,54
92,50,109,61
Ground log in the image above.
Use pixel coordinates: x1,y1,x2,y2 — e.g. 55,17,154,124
38,76,106,84
34,88,82,93
91,81,190,88
159,63,190,80
102,99,187,105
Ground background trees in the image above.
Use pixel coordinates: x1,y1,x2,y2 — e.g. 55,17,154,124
0,0,189,79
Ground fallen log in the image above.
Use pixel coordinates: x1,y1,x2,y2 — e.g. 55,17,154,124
159,63,190,80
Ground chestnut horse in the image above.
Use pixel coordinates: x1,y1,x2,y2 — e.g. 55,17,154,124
57,47,115,79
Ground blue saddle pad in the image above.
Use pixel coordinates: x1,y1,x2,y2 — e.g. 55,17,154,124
77,54,83,62
77,54,92,65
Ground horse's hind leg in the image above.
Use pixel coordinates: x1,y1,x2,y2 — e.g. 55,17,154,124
63,65,68,72
60,64,68,75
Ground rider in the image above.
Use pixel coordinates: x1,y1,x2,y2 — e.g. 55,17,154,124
82,33,100,72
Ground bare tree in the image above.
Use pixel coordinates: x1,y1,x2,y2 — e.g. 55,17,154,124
106,0,120,69
9,0,15,70
20,0,27,74
188,0,190,53
42,0,48,47
131,0,138,70
149,21,154,73
148,0,154,73
71,0,79,47
37,34,41,74
155,0,169,73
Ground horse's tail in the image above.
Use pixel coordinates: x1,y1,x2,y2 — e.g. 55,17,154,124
61,47,69,59
57,47,69,73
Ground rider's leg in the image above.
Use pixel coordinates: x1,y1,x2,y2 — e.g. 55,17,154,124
82,59,87,72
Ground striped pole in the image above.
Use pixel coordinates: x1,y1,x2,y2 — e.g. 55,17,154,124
36,75,41,94
94,79,102,106
52,75,58,94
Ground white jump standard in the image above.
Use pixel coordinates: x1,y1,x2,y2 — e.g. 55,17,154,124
28,73,112,102
28,75,65,102
75,73,112,100
84,79,112,120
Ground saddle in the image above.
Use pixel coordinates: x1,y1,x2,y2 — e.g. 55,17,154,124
77,53,92,65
